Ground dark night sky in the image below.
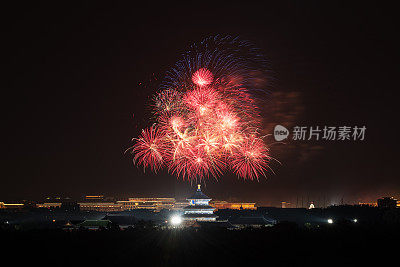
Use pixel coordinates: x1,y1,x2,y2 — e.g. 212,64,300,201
3,2,398,205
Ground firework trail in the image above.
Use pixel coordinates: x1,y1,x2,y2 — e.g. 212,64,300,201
129,36,271,181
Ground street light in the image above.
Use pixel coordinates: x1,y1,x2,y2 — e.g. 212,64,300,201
170,215,182,226
327,218,333,224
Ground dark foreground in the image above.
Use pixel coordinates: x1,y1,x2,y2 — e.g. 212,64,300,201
2,222,398,267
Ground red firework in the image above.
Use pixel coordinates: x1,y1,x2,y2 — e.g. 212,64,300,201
231,138,270,181
192,68,214,87
131,67,271,181
132,126,165,172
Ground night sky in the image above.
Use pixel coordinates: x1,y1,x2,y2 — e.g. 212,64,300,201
3,2,398,206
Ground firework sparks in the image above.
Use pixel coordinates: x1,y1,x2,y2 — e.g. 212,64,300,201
132,127,165,172
192,68,214,87
129,36,271,181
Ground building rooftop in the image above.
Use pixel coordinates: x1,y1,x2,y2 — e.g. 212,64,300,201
187,185,211,200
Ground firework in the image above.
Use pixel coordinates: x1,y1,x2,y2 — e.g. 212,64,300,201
129,36,271,181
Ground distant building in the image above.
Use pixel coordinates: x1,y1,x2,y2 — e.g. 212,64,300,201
84,195,105,201
62,221,76,231
0,202,24,209
36,202,61,209
210,201,256,210
117,198,175,211
377,197,397,209
78,202,123,212
183,185,217,222
44,197,63,202
79,195,121,212
358,202,378,207
37,197,74,209
281,201,291,208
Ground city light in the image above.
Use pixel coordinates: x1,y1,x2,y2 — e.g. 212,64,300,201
170,215,182,226
327,219,333,224
353,218,358,223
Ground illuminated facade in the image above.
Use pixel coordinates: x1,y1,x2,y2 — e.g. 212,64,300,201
36,203,62,209
78,202,123,212
0,202,24,209
35,197,176,212
183,185,217,222
117,198,175,211
84,195,105,201
210,201,256,210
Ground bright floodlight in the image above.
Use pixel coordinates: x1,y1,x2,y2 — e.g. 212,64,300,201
170,215,182,226
327,219,333,224
353,218,358,223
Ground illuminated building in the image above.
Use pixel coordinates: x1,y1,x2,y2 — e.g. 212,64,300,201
117,198,175,211
0,202,24,209
183,185,217,222
78,202,123,212
37,197,80,210
281,201,291,208
84,195,105,201
36,202,62,209
37,198,79,211
77,195,121,212
358,202,377,207
210,200,256,210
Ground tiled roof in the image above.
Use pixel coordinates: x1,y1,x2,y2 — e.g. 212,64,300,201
187,188,211,200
